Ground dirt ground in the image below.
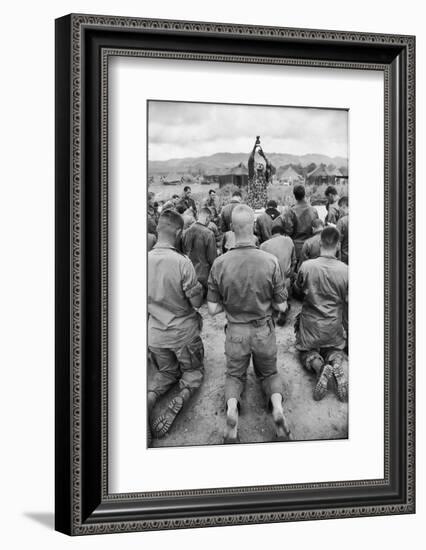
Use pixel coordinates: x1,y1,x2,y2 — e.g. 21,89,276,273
150,298,348,448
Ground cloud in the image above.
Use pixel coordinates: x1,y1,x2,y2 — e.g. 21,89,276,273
148,101,348,160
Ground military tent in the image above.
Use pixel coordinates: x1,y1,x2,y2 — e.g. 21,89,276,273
219,162,249,188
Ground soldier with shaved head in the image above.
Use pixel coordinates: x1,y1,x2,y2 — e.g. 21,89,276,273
207,204,292,443
147,210,205,445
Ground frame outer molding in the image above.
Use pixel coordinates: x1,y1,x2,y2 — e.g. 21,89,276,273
55,13,415,535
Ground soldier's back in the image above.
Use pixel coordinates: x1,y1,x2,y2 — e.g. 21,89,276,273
291,202,318,241
209,243,283,323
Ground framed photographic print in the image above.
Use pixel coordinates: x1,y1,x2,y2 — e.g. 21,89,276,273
55,14,415,535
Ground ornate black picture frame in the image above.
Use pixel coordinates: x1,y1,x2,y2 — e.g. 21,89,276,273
55,14,415,535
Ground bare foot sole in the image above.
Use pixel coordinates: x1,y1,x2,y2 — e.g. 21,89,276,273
223,407,239,444
152,396,184,438
272,410,293,441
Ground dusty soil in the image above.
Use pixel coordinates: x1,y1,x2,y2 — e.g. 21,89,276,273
150,299,348,448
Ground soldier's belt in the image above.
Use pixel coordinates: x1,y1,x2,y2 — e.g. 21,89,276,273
228,316,272,328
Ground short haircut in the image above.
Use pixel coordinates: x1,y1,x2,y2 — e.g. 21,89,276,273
172,194,179,199
271,224,285,235
267,199,278,209
312,218,324,230
232,190,242,198
338,195,348,207
293,184,306,201
320,226,340,249
209,189,216,195
183,186,191,193
176,204,186,214
157,209,184,231
325,185,338,196
199,207,212,217
231,204,254,229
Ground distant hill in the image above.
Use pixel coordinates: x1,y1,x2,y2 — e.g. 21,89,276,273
149,152,348,176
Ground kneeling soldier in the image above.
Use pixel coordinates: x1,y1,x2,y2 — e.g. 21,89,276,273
294,226,348,402
207,204,292,443
147,210,204,445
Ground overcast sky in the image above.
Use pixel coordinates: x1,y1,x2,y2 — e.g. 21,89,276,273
148,101,348,161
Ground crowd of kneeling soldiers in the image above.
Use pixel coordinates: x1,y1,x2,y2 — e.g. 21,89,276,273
147,184,349,445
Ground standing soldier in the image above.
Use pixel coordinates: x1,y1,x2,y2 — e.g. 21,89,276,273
207,204,292,443
178,186,197,217
247,137,275,209
220,190,242,233
147,210,205,444
203,189,221,226
324,185,340,225
255,199,281,244
274,184,319,263
336,195,349,264
294,226,348,402
183,207,217,297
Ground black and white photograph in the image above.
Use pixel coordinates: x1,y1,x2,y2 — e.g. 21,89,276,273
147,100,349,448
52,7,415,539
0,0,419,544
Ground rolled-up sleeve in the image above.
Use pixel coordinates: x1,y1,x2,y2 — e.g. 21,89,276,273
182,259,203,300
294,265,305,296
271,259,288,303
207,262,221,303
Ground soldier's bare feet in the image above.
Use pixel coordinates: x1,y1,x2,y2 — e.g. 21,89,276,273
273,411,293,441
271,393,293,441
224,399,239,444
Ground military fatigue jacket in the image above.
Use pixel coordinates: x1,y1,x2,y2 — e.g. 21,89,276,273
183,222,217,286
207,242,287,324
148,243,203,348
336,214,349,264
294,255,348,350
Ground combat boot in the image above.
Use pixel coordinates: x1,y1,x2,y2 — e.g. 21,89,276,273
313,364,333,401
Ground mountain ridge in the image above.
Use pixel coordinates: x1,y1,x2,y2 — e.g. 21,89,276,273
149,152,348,175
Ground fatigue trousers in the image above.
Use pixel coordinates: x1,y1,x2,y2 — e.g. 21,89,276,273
224,319,283,406
148,335,204,397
